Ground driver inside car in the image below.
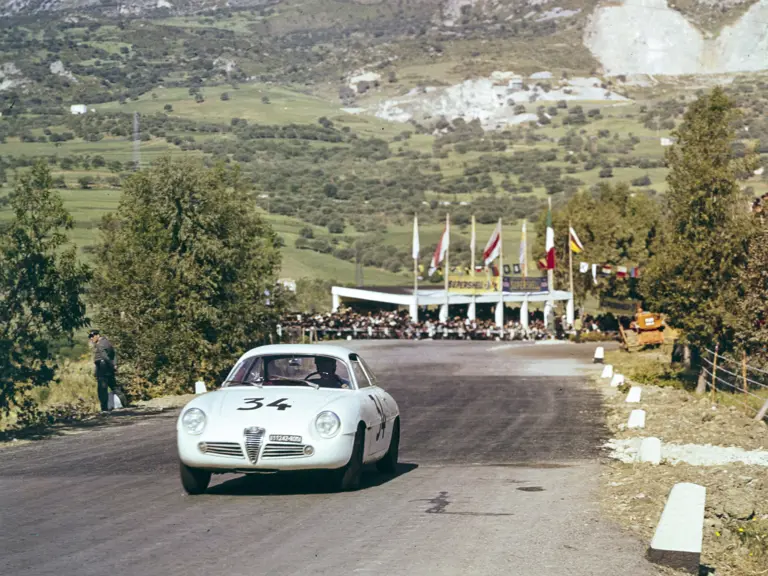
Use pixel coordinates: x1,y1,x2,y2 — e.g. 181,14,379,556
310,356,349,389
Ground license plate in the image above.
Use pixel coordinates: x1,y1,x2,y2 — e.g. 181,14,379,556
269,434,302,443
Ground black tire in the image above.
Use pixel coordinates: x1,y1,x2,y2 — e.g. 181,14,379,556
376,417,399,474
180,461,211,495
334,427,364,492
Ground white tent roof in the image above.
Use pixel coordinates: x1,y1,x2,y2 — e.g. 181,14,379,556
332,285,572,306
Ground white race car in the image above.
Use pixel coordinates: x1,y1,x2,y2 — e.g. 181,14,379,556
176,344,400,494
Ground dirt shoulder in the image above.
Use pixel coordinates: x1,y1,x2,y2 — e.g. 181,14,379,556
598,350,768,575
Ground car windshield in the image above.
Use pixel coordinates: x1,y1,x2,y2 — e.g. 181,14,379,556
223,354,353,390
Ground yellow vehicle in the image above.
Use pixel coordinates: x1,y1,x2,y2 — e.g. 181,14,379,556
619,305,670,351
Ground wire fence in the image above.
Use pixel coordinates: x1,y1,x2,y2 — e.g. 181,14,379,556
701,347,768,422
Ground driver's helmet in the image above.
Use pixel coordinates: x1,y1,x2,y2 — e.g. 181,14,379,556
316,356,336,374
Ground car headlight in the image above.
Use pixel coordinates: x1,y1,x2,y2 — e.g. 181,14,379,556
181,408,206,435
315,411,341,438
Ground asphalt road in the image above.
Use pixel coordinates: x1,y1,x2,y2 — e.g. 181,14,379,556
0,341,657,576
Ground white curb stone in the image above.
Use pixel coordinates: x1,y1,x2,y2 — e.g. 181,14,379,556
639,437,662,464
610,373,625,387
601,364,613,379
625,386,642,403
593,346,605,363
194,380,206,394
647,482,706,573
627,409,646,429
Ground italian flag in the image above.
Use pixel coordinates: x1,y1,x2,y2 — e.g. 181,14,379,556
545,200,555,269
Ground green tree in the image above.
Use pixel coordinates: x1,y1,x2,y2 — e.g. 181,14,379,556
536,183,661,305
0,162,91,416
92,158,284,399
641,88,757,356
735,225,768,361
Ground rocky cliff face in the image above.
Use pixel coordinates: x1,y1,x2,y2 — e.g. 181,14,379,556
584,0,768,75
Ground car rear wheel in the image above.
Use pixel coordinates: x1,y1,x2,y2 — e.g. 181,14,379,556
180,461,211,495
376,417,399,474
333,426,364,492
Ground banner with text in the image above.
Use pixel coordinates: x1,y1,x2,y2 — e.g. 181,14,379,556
503,276,549,293
447,274,500,294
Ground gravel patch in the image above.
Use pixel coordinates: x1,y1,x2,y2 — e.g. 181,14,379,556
604,438,768,466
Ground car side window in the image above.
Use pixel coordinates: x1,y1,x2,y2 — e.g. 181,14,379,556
351,361,371,388
359,357,379,387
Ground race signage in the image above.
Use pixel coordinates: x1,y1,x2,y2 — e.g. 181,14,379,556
503,276,549,292
447,274,501,294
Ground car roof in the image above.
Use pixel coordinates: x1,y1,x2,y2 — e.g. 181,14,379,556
239,344,361,363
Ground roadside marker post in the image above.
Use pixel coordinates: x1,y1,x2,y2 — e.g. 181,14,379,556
610,373,625,387
638,437,661,464
593,346,605,363
601,364,613,379
625,386,642,403
647,483,706,573
627,409,646,429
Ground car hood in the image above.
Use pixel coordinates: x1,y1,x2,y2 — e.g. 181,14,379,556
202,386,350,428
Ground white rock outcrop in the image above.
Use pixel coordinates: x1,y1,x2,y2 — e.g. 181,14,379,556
585,0,768,75
371,72,628,130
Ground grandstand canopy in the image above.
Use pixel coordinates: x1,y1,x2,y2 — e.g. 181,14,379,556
331,285,573,309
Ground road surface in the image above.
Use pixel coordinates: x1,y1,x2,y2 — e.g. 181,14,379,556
0,340,657,576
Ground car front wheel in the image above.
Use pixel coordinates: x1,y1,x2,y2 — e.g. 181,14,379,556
376,417,399,474
332,426,364,492
180,461,211,495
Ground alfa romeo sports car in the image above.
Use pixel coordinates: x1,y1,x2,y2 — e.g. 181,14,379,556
176,344,400,494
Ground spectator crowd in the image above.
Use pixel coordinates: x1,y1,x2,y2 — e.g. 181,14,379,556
277,308,615,343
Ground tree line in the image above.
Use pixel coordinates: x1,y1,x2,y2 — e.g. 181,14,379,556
541,88,765,366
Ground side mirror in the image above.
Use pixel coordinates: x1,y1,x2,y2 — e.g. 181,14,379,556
194,380,207,395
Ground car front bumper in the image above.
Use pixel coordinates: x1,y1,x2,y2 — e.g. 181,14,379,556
177,428,355,472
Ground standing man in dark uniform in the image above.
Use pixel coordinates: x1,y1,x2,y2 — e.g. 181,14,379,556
89,330,128,412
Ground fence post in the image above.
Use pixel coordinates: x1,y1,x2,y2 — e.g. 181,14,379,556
710,344,719,404
742,351,748,396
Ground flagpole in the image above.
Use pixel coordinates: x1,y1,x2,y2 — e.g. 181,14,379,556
522,220,527,279
444,212,450,321
470,214,476,275
498,217,504,328
568,220,574,298
470,214,476,321
412,214,419,323
547,197,554,293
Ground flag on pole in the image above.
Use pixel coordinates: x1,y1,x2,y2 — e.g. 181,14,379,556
630,266,641,278
579,262,589,273
569,227,584,253
602,264,613,276
483,220,502,266
591,263,598,285
616,266,628,278
545,204,555,269
429,222,450,276
412,215,420,260
519,220,526,266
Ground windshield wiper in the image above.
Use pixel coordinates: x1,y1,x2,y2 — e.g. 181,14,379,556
268,375,320,389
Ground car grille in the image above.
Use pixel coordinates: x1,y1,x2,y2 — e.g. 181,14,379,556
244,427,266,463
206,442,244,459
262,443,307,458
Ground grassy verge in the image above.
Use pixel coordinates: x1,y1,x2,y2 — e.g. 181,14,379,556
598,348,768,575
